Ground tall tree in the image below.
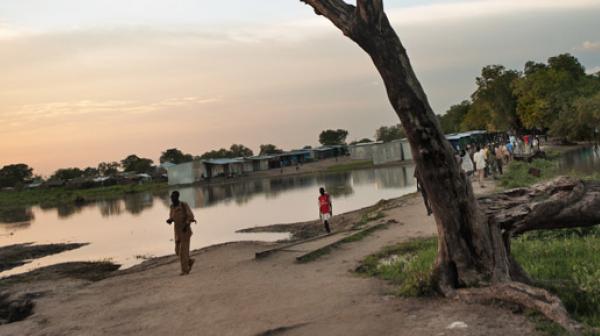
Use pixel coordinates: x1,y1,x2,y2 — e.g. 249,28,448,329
120,155,154,173
319,129,348,145
349,138,373,145
98,162,120,177
82,167,99,177
438,101,470,133
375,124,405,142
300,1,590,330
160,148,194,164
0,164,33,188
50,168,84,181
229,144,254,157
471,65,521,131
514,53,587,132
259,144,284,155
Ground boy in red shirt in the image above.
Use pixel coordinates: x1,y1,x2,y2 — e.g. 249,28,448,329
318,187,332,233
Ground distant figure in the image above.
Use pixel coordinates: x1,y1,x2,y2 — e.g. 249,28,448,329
166,191,197,275
473,146,487,188
414,168,433,216
318,187,333,233
494,144,504,175
460,149,474,178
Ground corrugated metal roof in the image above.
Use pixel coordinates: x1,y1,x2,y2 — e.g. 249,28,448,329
204,158,245,165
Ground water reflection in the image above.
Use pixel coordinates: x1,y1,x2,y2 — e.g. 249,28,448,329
1,166,419,275
0,166,418,224
558,146,600,175
124,193,154,215
98,199,123,218
0,207,34,225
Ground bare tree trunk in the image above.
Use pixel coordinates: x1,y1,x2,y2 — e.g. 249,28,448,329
301,0,502,291
299,1,598,332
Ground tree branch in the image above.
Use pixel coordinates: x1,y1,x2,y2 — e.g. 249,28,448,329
480,177,600,235
299,0,356,34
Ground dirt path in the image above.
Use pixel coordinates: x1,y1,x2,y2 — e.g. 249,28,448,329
0,181,539,336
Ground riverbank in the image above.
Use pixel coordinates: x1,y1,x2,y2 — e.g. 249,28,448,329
0,157,410,210
0,182,169,209
0,187,541,335
0,144,591,334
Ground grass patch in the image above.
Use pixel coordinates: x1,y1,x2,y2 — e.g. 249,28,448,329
296,223,388,263
499,158,560,189
513,228,600,329
353,210,385,229
358,230,600,331
356,237,437,297
326,160,373,173
0,182,168,208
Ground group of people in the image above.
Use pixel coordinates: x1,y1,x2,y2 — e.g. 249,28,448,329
457,142,509,189
166,187,334,275
457,134,541,188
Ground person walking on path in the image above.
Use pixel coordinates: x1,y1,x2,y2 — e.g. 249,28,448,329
166,191,197,275
494,144,504,175
318,187,333,233
474,146,487,188
460,149,474,178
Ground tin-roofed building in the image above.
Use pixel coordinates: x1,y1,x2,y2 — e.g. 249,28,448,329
167,160,207,186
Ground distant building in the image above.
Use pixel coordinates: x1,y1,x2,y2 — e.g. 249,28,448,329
311,145,347,160
349,141,383,160
246,155,273,171
167,160,207,185
203,158,253,178
278,150,312,166
349,139,411,164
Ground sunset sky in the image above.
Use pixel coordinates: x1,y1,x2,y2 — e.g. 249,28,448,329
1,0,600,175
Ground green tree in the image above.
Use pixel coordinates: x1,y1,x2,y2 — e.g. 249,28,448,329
375,125,405,142
349,138,373,145
200,148,234,160
0,164,33,188
566,92,600,140
513,54,588,133
229,144,254,157
319,129,348,146
259,144,284,155
98,162,120,176
160,148,194,164
472,65,520,131
120,155,154,173
82,167,99,177
439,101,471,133
50,168,84,181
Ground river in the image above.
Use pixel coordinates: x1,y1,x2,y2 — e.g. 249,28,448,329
0,165,417,276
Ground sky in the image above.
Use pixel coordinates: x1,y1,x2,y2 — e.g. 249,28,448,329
1,0,600,175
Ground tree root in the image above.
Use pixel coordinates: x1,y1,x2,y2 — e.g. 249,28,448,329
449,282,583,334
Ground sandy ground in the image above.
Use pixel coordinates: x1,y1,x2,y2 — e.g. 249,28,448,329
0,174,540,336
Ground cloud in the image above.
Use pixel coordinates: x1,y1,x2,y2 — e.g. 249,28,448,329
386,0,600,26
578,41,600,51
0,97,219,127
587,66,600,75
0,21,26,40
